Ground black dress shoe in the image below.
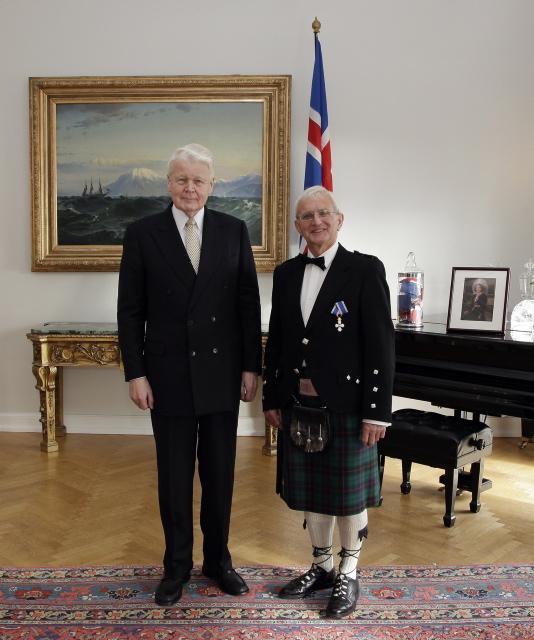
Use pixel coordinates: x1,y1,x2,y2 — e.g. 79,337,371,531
279,565,336,600
325,574,359,618
202,567,249,595
154,575,189,607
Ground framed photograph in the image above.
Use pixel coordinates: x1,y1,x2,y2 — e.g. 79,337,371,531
29,75,291,272
446,267,511,333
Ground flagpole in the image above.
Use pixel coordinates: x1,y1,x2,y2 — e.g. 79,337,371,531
301,16,332,254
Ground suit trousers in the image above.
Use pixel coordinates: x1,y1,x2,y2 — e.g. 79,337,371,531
151,409,239,580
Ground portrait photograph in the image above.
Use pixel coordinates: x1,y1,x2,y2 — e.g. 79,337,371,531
447,267,511,333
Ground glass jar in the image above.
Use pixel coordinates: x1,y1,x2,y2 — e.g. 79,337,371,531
396,252,424,328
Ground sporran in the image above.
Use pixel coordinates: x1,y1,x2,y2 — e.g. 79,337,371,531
289,402,330,453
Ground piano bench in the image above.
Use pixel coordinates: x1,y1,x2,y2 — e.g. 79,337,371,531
377,409,493,527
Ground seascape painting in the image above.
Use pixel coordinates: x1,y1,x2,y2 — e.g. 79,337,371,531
56,102,264,246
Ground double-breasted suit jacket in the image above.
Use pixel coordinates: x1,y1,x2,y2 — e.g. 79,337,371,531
263,244,394,422
118,204,262,416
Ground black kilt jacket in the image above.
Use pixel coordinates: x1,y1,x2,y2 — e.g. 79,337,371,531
263,244,394,423
117,204,262,416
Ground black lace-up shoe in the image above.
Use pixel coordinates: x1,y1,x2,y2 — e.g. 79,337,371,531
154,574,190,607
202,567,249,595
279,565,336,600
325,573,360,618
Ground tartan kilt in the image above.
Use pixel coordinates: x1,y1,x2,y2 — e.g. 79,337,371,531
276,396,381,516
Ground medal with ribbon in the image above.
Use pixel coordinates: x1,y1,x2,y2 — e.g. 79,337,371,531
332,301,348,332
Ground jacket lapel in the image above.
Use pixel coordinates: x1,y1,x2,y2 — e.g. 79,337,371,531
189,208,226,311
150,205,196,291
306,245,352,330
282,258,306,333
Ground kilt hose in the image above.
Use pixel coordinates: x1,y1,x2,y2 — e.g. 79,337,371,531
276,395,381,516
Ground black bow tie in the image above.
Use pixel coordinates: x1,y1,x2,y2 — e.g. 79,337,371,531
298,253,326,270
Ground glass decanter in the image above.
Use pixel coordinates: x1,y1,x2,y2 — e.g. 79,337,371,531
510,258,534,339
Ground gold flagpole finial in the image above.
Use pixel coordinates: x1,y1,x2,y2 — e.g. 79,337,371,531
312,17,321,34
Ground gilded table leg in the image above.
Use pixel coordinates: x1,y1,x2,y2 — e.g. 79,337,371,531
32,365,59,453
55,366,66,437
262,421,278,456
520,418,534,449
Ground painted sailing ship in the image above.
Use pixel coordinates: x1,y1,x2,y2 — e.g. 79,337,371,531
82,178,110,197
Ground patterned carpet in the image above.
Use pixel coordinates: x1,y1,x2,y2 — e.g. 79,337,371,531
0,564,532,639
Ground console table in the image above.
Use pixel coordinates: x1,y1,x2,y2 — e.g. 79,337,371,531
27,323,272,453
27,323,122,452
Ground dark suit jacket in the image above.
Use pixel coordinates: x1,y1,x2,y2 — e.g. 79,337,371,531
263,244,394,422
117,204,262,416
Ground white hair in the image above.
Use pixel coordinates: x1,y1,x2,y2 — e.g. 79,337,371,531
167,143,214,178
294,186,339,218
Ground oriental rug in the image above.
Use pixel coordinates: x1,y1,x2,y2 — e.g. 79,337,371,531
0,564,532,640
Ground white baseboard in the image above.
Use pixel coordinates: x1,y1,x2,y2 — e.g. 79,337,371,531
0,411,520,438
0,413,265,437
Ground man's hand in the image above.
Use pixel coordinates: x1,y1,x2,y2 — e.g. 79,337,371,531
361,422,387,446
240,371,258,402
129,377,154,410
264,409,283,430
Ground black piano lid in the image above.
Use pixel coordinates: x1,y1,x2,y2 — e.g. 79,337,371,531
394,314,534,374
394,315,534,419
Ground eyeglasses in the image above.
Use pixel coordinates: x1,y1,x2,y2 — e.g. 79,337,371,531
296,209,338,222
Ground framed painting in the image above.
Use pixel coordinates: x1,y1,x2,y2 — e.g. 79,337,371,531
29,75,291,272
446,267,511,333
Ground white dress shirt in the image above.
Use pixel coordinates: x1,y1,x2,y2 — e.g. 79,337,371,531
172,205,204,246
300,243,339,326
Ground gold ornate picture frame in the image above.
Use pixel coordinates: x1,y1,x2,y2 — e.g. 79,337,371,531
29,75,291,272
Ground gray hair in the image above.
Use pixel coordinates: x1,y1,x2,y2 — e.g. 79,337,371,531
294,186,339,218
167,143,215,179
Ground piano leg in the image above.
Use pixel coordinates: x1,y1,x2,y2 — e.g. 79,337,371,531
400,460,412,494
469,460,484,513
443,468,459,527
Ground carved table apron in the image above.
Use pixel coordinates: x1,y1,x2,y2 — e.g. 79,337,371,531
27,323,121,452
27,323,274,454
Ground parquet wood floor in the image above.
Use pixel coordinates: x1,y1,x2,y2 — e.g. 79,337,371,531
0,433,532,568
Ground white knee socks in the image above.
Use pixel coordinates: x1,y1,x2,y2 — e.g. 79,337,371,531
304,511,336,571
336,510,368,579
305,510,368,578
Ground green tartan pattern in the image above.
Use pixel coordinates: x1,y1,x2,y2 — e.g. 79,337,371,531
277,397,381,516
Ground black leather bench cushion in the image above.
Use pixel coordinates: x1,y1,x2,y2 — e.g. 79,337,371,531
378,409,493,469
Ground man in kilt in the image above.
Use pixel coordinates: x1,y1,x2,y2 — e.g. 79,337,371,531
263,186,394,618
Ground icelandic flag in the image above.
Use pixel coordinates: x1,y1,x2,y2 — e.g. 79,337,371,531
304,35,333,192
300,34,332,253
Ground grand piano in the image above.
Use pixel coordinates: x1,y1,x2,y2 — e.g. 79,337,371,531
394,315,534,446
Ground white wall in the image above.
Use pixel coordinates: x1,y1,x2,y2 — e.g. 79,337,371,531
1,0,532,438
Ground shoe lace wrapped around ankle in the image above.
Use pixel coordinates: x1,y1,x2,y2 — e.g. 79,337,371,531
337,547,361,578
312,545,332,570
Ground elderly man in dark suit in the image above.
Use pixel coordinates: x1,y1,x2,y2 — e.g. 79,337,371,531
118,143,262,607
263,186,394,618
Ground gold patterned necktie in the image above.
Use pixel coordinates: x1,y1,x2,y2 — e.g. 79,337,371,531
185,217,200,274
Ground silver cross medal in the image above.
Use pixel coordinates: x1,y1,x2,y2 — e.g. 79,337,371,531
336,313,344,332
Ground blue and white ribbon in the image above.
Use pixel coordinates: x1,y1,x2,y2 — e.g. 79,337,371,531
331,301,348,316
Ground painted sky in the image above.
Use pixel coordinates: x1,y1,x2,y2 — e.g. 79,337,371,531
56,101,264,196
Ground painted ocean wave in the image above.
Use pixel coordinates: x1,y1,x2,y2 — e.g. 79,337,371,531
57,195,262,246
